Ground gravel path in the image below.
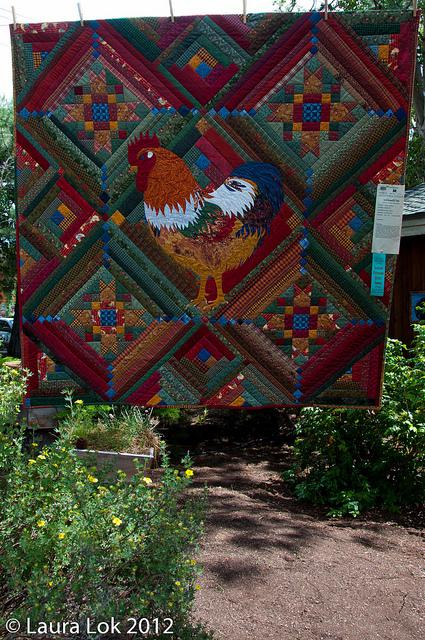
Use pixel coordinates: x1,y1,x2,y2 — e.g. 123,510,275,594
192,448,425,640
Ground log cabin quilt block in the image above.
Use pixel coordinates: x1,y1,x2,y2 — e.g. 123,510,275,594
11,11,418,408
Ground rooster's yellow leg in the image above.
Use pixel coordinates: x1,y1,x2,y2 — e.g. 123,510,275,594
210,273,226,307
191,273,208,308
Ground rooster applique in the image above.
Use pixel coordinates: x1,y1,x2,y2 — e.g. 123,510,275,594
128,133,284,309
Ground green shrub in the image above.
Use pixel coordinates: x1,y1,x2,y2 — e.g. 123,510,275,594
0,371,212,639
284,326,425,517
0,362,27,427
0,439,210,638
0,363,28,481
154,407,183,425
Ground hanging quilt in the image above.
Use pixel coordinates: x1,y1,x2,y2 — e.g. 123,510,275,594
12,11,418,408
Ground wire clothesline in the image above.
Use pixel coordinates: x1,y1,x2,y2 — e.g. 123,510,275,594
0,7,27,19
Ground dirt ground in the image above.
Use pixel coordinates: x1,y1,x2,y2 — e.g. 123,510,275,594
191,444,425,640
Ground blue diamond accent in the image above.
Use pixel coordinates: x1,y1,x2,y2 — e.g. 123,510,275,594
293,314,309,330
92,102,110,121
348,216,362,231
303,102,322,122
51,210,65,225
100,309,117,326
197,348,211,362
196,154,210,170
196,61,212,78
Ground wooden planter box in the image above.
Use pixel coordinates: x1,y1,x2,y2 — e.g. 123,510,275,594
74,447,155,477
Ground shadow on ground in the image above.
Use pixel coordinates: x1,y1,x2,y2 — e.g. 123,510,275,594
190,434,425,640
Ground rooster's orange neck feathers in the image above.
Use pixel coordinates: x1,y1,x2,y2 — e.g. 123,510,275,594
142,150,200,213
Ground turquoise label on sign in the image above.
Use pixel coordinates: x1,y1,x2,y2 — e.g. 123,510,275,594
370,253,386,297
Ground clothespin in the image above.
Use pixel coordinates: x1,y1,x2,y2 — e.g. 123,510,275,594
11,5,17,29
242,0,247,24
324,0,329,21
169,0,175,23
413,0,417,16
77,2,84,27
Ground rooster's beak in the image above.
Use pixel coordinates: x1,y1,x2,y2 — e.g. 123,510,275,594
129,165,137,173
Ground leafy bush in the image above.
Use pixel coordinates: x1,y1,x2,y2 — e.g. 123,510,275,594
284,327,425,517
154,407,183,425
0,371,212,639
58,391,162,457
0,362,27,427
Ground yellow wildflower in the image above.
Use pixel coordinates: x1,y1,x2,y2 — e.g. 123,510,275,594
87,474,98,483
58,532,65,540
37,455,46,461
31,442,38,448
195,584,201,591
143,477,153,485
28,459,36,465
185,469,194,478
112,516,123,527
48,581,53,587
175,581,181,587
37,520,46,528
75,399,84,405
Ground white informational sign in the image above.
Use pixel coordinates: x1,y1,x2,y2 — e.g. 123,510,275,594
371,183,405,255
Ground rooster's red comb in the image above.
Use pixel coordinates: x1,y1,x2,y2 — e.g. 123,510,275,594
128,132,161,163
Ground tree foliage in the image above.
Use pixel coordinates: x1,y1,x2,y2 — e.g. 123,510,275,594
0,97,15,296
